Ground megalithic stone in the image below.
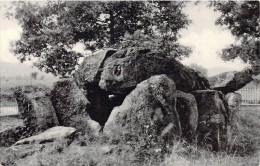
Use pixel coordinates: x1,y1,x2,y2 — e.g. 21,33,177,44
51,78,100,134
208,71,253,94
74,48,117,89
105,75,183,155
99,47,210,95
175,91,198,141
225,92,242,127
14,85,59,134
192,90,230,151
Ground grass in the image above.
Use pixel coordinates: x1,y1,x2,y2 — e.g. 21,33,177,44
0,116,23,133
228,106,260,155
0,106,259,166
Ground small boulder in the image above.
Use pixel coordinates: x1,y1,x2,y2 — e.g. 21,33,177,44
99,47,209,95
208,71,253,94
51,78,99,133
225,92,242,126
105,75,182,153
225,92,242,111
192,90,230,151
14,86,59,134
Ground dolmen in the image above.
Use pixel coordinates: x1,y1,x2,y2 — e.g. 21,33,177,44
3,47,249,155
74,47,231,152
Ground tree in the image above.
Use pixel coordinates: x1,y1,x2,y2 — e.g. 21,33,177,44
31,72,38,80
117,1,191,59
211,1,259,74
9,1,191,77
189,63,208,77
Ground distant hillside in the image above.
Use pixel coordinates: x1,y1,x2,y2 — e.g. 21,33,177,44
207,67,237,77
254,74,260,80
0,62,55,79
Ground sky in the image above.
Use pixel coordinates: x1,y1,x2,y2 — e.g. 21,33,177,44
0,1,248,76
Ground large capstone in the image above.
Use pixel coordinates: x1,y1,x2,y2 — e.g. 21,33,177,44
74,48,117,88
14,86,59,134
192,90,230,151
105,75,182,154
99,47,209,95
51,78,99,134
208,71,253,94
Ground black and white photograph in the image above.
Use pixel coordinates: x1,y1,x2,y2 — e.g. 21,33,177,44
0,1,259,165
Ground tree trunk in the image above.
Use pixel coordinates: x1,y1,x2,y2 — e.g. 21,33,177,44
109,11,115,45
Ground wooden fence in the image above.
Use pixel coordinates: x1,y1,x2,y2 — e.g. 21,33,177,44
0,107,19,116
236,87,260,104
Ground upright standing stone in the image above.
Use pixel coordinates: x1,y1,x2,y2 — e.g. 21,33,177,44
175,91,198,141
192,90,230,151
51,78,99,134
105,75,182,154
225,92,242,126
14,86,59,134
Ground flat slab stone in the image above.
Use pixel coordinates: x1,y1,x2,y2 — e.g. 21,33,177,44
14,126,76,145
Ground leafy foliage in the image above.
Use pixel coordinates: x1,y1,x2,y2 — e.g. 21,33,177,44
211,1,259,74
118,30,191,59
9,1,190,77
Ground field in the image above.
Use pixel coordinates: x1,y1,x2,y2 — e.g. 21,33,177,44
0,77,58,107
